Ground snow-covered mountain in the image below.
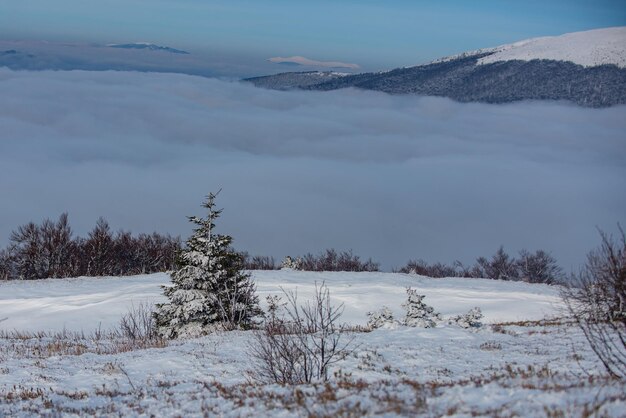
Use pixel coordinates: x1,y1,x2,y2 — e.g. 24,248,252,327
246,27,626,107
431,27,626,68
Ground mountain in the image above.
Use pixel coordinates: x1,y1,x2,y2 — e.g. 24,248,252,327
107,43,189,54
245,27,626,107
244,71,350,90
0,40,219,77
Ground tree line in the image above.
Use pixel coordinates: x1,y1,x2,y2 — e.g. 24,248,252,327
0,213,563,285
0,214,180,280
395,246,564,284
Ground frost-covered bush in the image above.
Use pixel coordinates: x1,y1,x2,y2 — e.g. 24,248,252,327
281,256,302,270
448,307,484,329
562,227,626,378
154,191,261,339
402,288,440,328
367,306,395,329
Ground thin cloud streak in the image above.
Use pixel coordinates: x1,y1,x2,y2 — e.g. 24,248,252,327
268,56,359,69
0,68,624,270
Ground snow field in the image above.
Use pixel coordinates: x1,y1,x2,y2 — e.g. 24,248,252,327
0,271,563,333
0,272,623,416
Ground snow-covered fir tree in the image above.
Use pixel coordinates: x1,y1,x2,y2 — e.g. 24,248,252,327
402,288,440,328
154,191,261,338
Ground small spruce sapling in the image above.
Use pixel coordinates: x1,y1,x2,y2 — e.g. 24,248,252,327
154,191,261,338
402,288,440,328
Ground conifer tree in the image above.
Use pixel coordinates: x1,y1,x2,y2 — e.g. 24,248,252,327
402,288,440,328
154,191,261,338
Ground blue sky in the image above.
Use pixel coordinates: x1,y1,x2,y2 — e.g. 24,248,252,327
1,0,624,71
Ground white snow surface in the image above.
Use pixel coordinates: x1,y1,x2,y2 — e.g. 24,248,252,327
437,27,626,68
1,272,624,416
0,271,563,332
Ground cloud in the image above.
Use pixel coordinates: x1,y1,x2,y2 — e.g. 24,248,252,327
0,68,624,270
268,55,359,69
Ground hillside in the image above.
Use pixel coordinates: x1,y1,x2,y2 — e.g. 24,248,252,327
246,27,626,107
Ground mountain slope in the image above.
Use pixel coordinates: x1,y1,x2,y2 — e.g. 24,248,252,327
245,27,626,107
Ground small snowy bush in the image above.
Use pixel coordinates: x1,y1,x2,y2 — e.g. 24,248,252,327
402,288,440,328
281,256,302,270
367,306,395,329
448,307,484,329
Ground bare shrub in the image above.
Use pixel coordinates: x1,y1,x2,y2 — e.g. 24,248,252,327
396,259,461,278
562,227,626,378
249,283,355,384
292,249,379,272
1,214,180,280
240,252,278,270
118,302,158,341
397,248,563,284
0,249,14,280
475,246,518,281
517,249,564,284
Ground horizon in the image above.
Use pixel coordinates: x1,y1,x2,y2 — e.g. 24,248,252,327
0,2,625,272
1,1,625,75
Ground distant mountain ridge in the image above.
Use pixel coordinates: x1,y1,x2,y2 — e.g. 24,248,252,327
0,40,218,77
107,43,189,54
245,27,626,107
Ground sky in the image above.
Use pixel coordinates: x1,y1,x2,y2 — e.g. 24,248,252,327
1,69,624,271
1,0,625,72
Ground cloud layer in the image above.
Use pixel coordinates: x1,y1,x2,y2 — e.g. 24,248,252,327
268,56,359,69
1,68,624,270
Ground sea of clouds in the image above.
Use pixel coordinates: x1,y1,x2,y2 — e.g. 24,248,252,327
1,68,624,270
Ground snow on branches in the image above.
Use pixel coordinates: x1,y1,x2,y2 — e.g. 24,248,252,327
154,191,261,338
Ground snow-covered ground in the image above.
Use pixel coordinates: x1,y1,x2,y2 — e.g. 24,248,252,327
0,272,623,416
0,271,562,332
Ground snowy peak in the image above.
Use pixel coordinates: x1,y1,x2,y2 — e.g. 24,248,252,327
246,26,626,107
107,43,189,54
472,27,626,68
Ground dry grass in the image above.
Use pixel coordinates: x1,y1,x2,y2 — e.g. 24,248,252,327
0,303,167,359
203,378,426,417
0,326,167,359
